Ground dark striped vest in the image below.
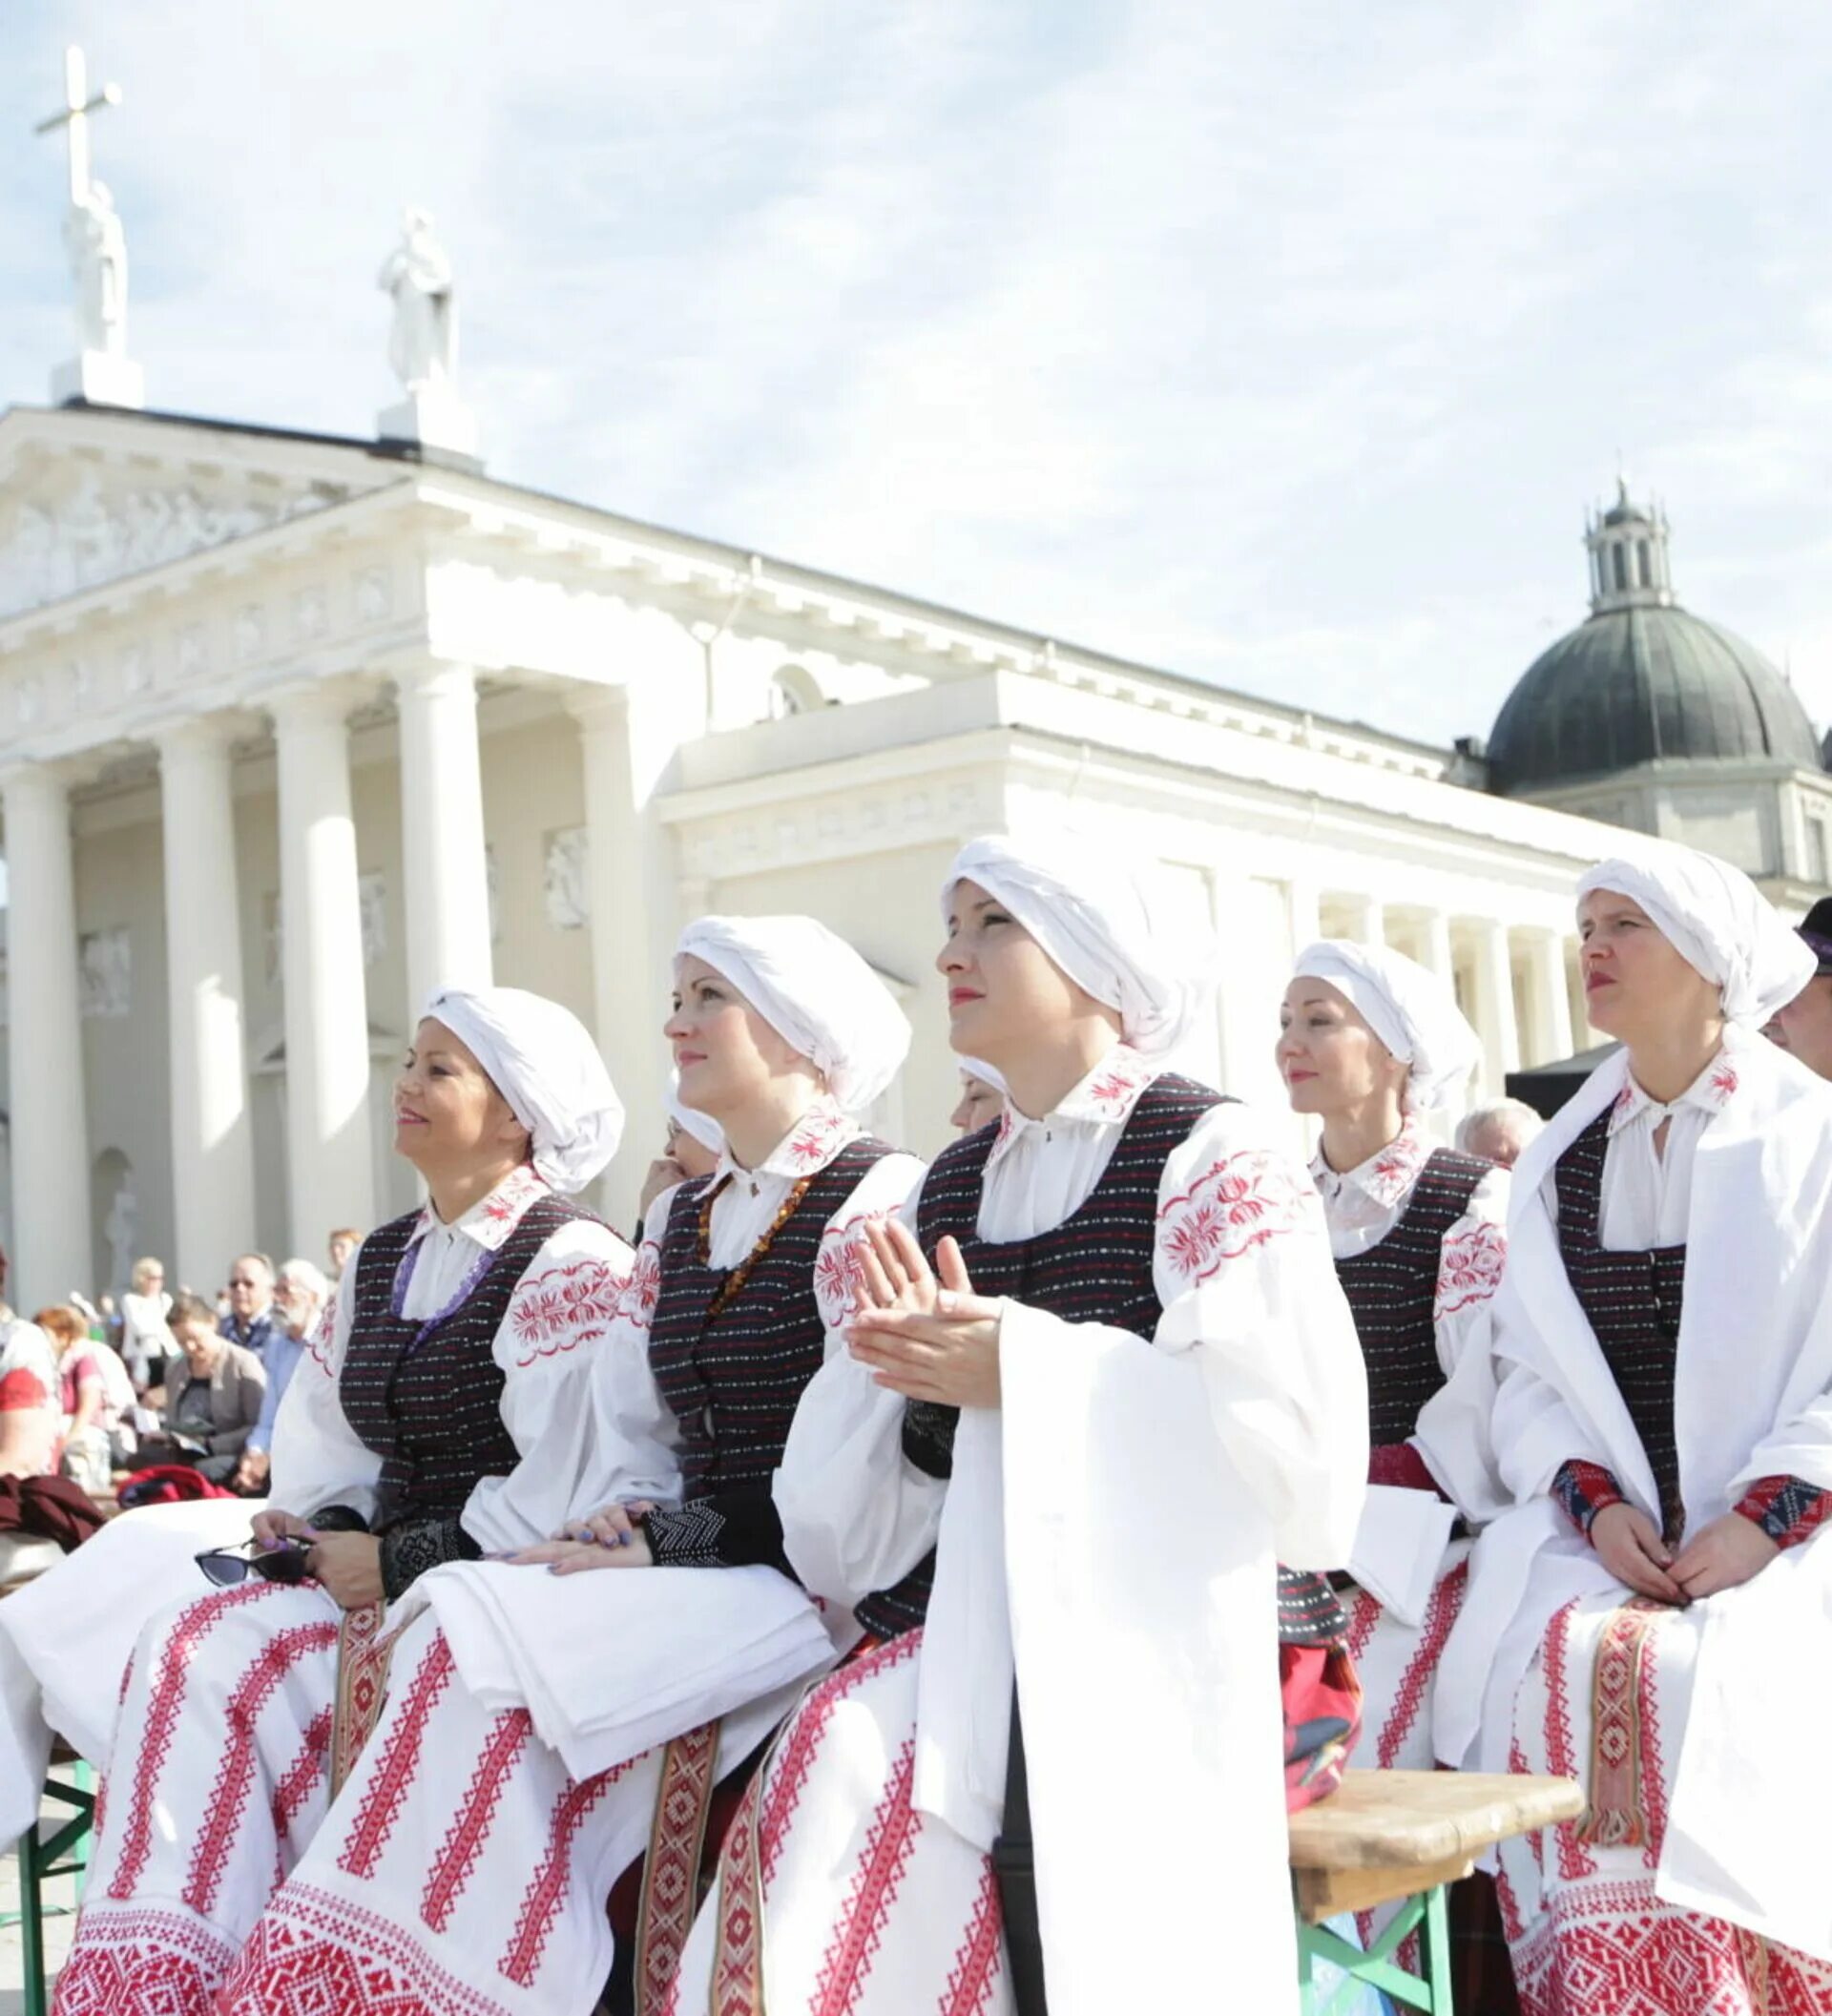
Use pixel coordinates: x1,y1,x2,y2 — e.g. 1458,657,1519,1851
1555,1111,1688,1543
649,1138,892,1499
343,1192,593,1530
1334,1148,1489,1445
906,1075,1346,1649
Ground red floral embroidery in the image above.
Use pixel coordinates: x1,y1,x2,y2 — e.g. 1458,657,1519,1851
1613,1083,1637,1116
1435,1217,1508,1318
621,1240,663,1332
782,1106,850,1171
1708,1062,1738,1103
478,1164,546,1229
1084,1068,1140,1114
507,1260,627,1366
305,1298,338,1375
1362,1121,1428,1208
814,1216,873,1331
1159,1150,1315,1282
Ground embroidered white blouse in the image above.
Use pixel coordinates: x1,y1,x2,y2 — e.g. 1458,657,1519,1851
770,1045,1368,2016
551,1096,923,1522
777,1043,1370,1608
1311,1117,1510,1380
267,1163,635,1555
1555,1029,1747,1250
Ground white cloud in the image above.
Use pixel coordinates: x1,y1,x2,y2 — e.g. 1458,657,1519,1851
5,0,1832,746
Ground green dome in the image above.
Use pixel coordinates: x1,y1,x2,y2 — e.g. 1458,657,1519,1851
1488,601,1820,795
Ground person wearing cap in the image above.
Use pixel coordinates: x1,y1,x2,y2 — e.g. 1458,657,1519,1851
1278,943,1508,1777
1764,893,1832,1081
1434,844,1832,2014
211,919,921,2016
668,836,1368,2016
52,987,635,2016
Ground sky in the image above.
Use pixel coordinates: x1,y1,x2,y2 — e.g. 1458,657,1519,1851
3,0,1832,750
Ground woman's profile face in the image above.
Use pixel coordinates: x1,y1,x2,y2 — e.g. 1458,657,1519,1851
665,1116,721,1180
664,956,808,1122
949,1073,1005,1134
1275,977,1405,1118
392,1018,526,1172
937,879,1096,1070
1577,890,1718,1043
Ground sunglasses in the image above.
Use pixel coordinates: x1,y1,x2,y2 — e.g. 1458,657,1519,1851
195,1539,312,1589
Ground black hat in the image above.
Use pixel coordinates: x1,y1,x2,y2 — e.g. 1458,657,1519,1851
1799,897,1832,977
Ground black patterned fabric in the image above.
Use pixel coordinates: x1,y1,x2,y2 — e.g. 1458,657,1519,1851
893,1077,1347,1649
640,1138,893,1574
1553,1112,1689,1544
1335,1149,1489,1445
343,1194,592,1550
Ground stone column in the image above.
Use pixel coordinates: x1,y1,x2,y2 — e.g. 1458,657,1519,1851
1347,893,1386,947
1286,877,1321,961
571,680,686,1227
1420,909,1455,983
395,660,493,1011
156,717,258,1285
271,685,377,1253
0,764,93,1306
1528,928,1574,1067
1476,918,1522,1091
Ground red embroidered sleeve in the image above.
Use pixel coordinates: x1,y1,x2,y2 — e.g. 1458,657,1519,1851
1551,1458,1626,1538
1733,1474,1832,1549
1158,1149,1315,1285
1368,1441,1452,1499
1434,1217,1508,1320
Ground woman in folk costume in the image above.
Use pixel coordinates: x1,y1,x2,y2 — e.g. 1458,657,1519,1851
51,987,633,2016
1433,843,1832,2015
1280,942,1505,1768
210,917,919,2016
667,834,1370,2016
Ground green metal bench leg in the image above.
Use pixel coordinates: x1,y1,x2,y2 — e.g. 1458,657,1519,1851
13,1763,97,2016
1295,1885,1456,2016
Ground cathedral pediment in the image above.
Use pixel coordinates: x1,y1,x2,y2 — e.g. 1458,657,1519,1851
0,405,402,622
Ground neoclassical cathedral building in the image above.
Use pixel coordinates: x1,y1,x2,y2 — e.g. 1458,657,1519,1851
1,147,1825,1301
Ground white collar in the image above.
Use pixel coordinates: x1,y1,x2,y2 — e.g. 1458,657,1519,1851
407,1162,550,1255
1310,1115,1427,1210
715,1096,860,1190
987,1044,1155,1167
1609,1033,1744,1138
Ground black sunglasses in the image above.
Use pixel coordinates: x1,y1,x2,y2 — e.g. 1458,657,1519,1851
195,1539,312,1589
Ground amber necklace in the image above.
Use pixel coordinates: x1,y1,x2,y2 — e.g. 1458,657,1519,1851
696,1171,820,1320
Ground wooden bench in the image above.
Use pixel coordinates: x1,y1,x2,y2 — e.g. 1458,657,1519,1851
1288,1769,1582,2014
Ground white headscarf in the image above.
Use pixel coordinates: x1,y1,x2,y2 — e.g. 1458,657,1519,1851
1579,844,1817,1027
958,1056,1008,1096
423,987,624,1195
1291,941,1482,1113
945,833,1210,1058
665,1071,724,1154
675,916,911,1114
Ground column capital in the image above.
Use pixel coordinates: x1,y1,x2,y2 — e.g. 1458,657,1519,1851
394,658,479,704
0,754,87,802
148,707,262,760
264,675,378,734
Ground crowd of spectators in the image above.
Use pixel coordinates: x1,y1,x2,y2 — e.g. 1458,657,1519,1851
0,1226,351,1503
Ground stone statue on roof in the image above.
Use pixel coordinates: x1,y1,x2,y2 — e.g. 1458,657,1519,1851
65,178,127,358
379,208,457,392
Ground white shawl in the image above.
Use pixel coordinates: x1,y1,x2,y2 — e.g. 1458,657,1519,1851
1434,1028,1832,1960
